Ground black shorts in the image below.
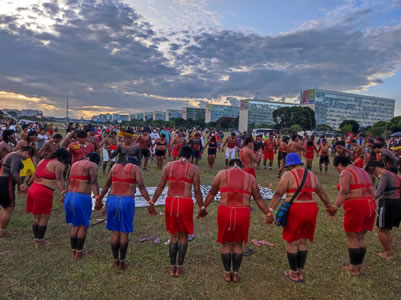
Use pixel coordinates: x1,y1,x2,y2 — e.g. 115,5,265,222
319,155,330,165
193,150,201,159
208,149,217,155
278,152,287,161
155,150,166,157
377,199,401,230
0,176,15,209
141,149,150,159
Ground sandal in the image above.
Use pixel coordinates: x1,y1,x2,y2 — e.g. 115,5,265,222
281,270,299,283
251,240,261,247
232,272,239,283
258,240,274,247
170,266,176,277
341,264,360,276
376,251,394,260
243,248,254,256
224,271,231,282
298,269,305,283
175,266,184,277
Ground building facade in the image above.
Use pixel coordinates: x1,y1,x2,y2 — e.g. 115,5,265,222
182,107,205,121
119,114,130,122
144,112,153,121
153,111,166,121
136,113,144,121
300,89,395,129
205,104,239,123
165,109,182,121
239,99,298,132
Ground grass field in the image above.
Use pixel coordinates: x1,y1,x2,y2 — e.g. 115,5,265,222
1,144,401,299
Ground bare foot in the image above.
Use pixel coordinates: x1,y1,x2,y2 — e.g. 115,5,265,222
38,240,51,247
298,270,305,282
376,252,394,260
342,265,360,276
224,272,231,282
75,251,87,259
113,260,120,269
119,260,129,271
175,266,183,277
281,270,299,282
170,266,176,277
72,250,77,259
0,230,13,238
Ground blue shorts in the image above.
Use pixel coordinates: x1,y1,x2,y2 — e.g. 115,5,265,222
106,195,135,233
64,191,92,228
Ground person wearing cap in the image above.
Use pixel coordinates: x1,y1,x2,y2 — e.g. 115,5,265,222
267,153,333,283
317,138,331,174
203,159,270,282
150,146,206,277
63,152,100,259
240,137,260,178
366,160,401,260
331,156,376,276
26,148,70,247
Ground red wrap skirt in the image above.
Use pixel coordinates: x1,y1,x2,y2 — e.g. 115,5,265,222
305,152,314,160
243,168,256,178
283,202,318,243
264,151,274,161
343,198,376,233
26,183,54,215
217,205,250,244
173,147,180,159
165,196,194,234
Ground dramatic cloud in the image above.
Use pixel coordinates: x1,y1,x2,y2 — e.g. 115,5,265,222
0,0,400,117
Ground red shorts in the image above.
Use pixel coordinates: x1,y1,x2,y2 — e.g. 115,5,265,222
217,205,250,244
283,202,318,243
165,196,194,234
343,198,376,233
264,151,274,161
354,158,364,168
26,183,54,215
305,152,314,160
173,147,180,159
243,168,256,178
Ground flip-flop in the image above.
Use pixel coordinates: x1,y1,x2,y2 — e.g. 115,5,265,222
243,248,254,256
281,270,300,283
138,235,152,242
164,239,170,245
188,234,195,241
153,237,161,244
251,239,261,247
258,240,274,247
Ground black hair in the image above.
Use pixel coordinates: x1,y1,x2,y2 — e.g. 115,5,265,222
53,134,62,140
376,137,385,143
179,145,193,159
160,133,166,138
373,143,385,150
2,129,15,143
307,140,313,147
243,137,254,146
367,138,374,144
335,140,345,147
127,156,140,166
365,160,385,170
21,146,35,156
350,139,357,144
231,132,235,137
322,139,327,143
49,148,71,165
282,136,289,143
111,131,117,135
210,136,216,143
333,155,351,167
291,134,298,141
26,131,38,143
22,124,28,130
85,152,100,165
76,130,87,139
228,159,243,168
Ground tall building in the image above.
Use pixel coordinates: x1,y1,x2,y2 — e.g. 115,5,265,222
153,111,166,121
144,112,153,121
165,109,182,121
112,113,121,122
205,104,239,123
300,89,395,129
239,99,298,132
136,113,144,120
120,114,130,122
182,107,205,121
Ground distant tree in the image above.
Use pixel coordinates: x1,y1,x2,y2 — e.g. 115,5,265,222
340,124,353,135
389,116,401,133
316,124,334,132
8,111,17,117
368,121,392,137
273,107,315,130
215,117,238,130
339,120,359,134
290,124,303,134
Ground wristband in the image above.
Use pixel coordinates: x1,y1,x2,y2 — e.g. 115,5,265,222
95,195,102,201
148,200,154,205
268,207,273,212
201,205,205,210
266,212,272,217
61,190,67,195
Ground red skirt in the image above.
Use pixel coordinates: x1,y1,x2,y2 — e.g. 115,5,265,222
217,205,250,244
26,183,54,215
354,158,364,168
173,147,180,159
283,202,318,243
165,196,194,234
243,168,256,178
343,198,376,233
305,152,314,160
264,151,274,161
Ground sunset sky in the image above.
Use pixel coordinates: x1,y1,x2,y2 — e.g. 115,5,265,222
1,0,401,118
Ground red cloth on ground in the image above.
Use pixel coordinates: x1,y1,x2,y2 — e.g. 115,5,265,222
165,196,194,234
264,151,274,161
26,183,54,215
217,205,250,244
283,202,318,242
243,168,256,178
343,198,376,233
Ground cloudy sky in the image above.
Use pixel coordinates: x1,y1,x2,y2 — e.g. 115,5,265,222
1,0,401,118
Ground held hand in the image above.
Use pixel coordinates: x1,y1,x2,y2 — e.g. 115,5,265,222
19,184,28,193
60,194,65,204
325,206,337,217
147,205,158,216
265,214,274,224
94,201,104,211
196,208,208,218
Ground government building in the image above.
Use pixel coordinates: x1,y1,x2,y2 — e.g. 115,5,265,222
205,104,239,123
182,107,205,121
300,89,395,129
239,99,297,132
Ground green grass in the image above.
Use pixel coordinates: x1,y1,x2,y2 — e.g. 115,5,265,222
1,148,401,300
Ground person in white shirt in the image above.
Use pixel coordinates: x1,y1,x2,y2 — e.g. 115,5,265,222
37,128,49,150
150,129,160,159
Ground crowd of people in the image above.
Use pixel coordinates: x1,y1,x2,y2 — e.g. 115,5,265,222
0,119,400,284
